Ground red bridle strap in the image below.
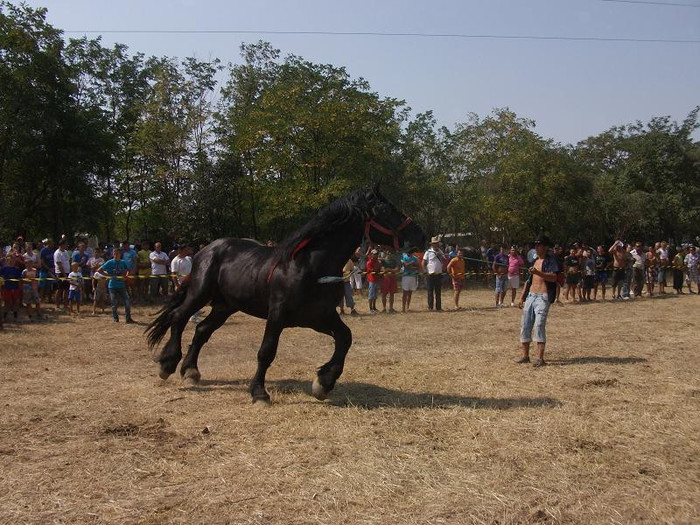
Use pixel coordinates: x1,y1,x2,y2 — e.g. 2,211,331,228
364,217,412,251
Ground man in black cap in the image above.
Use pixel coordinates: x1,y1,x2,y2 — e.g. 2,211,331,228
516,234,560,367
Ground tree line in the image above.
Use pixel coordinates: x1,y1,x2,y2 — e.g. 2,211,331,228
1,3,698,248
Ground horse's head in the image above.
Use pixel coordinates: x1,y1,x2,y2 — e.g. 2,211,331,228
363,184,427,252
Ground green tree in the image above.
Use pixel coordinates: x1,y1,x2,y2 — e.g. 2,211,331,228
0,2,103,240
215,43,406,240
576,108,700,241
450,108,593,244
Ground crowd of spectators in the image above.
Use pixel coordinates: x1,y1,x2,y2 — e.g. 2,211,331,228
0,236,199,327
1,234,699,330
339,237,700,314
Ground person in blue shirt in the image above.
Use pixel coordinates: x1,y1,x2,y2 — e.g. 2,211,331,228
72,241,90,302
400,249,420,312
38,238,56,303
96,249,135,323
120,240,139,301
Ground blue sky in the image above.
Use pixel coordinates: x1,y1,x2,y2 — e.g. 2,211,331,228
19,0,700,144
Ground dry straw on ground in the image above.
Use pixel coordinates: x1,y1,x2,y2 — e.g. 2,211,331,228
1,289,698,524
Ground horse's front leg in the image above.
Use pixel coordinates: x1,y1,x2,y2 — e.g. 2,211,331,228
312,313,352,401
249,319,283,405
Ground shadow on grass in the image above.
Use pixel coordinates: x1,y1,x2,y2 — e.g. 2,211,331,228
549,356,647,366
183,377,560,409
269,379,560,410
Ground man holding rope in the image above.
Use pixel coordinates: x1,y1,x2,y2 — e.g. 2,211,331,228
516,235,560,367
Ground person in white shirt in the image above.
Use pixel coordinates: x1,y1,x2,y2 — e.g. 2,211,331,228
170,244,204,323
53,238,70,309
149,242,170,299
422,236,445,311
170,245,193,289
656,241,669,294
630,242,646,297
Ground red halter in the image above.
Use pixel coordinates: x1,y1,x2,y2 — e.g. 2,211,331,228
267,216,412,284
364,216,412,251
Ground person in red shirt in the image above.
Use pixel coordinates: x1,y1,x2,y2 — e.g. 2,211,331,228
365,249,382,313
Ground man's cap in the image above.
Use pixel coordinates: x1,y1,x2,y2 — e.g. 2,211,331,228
430,236,441,244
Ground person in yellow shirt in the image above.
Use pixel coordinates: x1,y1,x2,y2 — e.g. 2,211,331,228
447,248,466,309
137,241,152,302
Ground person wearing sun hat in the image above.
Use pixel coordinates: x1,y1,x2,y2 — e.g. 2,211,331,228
516,234,560,367
423,236,446,311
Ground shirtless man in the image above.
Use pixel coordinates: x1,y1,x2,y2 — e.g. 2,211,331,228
516,235,560,367
609,239,627,300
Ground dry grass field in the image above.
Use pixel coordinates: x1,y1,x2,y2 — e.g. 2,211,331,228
1,288,699,524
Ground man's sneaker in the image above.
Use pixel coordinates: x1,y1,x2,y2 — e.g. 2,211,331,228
532,359,547,367
515,356,530,364
125,318,136,324
510,302,515,307
113,318,119,323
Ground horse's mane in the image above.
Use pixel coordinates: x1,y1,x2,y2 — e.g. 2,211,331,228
276,189,369,261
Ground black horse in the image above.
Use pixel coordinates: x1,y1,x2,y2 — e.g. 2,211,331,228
146,185,426,404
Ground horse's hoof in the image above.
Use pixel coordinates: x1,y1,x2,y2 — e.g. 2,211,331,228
182,368,201,386
312,378,328,401
252,396,271,408
158,367,172,380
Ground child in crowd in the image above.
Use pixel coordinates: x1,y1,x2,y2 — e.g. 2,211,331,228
92,271,108,315
22,261,41,321
67,262,84,314
447,248,466,309
365,249,381,313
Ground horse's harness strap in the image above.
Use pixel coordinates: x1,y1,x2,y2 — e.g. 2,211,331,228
267,238,312,283
290,238,312,260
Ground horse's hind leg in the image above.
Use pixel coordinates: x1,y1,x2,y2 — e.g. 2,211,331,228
180,303,236,384
311,313,352,400
157,293,212,379
157,316,188,379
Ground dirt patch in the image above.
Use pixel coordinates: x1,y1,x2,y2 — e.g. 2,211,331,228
583,378,619,388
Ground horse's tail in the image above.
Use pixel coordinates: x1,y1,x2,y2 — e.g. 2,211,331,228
145,280,191,349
